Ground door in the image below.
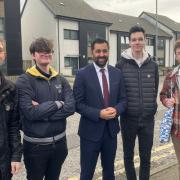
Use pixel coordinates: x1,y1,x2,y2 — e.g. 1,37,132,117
79,21,106,68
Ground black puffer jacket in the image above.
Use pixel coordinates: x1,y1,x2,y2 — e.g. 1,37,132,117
0,73,22,180
116,54,159,123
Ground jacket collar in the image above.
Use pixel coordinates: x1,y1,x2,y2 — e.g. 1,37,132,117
26,65,58,80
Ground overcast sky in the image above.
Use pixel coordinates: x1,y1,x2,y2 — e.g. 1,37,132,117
20,0,180,23
85,0,180,23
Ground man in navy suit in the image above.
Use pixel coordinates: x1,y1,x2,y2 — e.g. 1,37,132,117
73,38,127,180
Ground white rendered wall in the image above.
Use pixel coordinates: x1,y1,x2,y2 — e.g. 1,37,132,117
170,38,176,66
109,33,117,66
21,0,58,69
58,19,79,75
165,39,170,67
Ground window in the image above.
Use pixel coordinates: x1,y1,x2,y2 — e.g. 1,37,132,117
0,18,5,38
146,37,154,46
64,57,71,67
0,18,4,31
158,39,164,49
157,39,165,66
120,35,129,54
64,57,78,67
121,36,129,44
177,33,180,39
87,32,101,47
87,32,101,61
64,57,79,75
64,29,78,40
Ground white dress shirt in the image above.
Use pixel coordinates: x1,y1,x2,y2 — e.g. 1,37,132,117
93,62,110,97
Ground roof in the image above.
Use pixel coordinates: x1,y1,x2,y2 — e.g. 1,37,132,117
98,10,171,37
141,12,180,32
41,0,111,24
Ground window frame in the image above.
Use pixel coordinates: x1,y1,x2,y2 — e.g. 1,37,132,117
0,17,5,38
64,29,79,40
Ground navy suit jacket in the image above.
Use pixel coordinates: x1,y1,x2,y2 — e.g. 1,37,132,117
73,64,127,142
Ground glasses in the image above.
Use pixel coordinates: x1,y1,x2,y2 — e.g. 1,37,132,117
36,51,54,58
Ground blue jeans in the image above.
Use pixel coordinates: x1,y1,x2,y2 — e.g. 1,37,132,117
23,136,68,180
121,119,154,180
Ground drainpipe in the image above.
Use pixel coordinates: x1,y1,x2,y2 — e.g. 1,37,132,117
155,0,158,62
57,19,60,72
21,0,27,17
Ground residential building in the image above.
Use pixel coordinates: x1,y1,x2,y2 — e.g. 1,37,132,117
98,10,171,66
21,0,111,75
21,0,180,76
140,11,180,66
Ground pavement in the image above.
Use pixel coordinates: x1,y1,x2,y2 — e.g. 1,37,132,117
150,162,178,180
12,76,179,180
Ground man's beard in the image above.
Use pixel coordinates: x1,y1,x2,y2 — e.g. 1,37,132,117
94,56,108,68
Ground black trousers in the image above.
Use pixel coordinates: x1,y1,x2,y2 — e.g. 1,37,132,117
121,119,154,180
23,136,68,180
0,161,12,180
80,124,117,180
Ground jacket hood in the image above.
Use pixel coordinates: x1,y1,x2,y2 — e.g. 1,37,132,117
121,48,149,65
26,65,58,80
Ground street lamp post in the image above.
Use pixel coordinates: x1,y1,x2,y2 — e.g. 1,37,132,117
155,0,158,62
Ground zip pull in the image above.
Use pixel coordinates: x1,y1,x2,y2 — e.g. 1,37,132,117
52,136,55,148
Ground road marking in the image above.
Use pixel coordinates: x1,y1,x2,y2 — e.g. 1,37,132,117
68,143,174,180
96,143,173,173
68,177,79,180
96,144,175,180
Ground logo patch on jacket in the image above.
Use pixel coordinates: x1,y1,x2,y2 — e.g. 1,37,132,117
55,84,62,93
147,74,151,78
4,103,11,111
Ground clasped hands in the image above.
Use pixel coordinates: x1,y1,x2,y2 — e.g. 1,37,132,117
100,107,117,120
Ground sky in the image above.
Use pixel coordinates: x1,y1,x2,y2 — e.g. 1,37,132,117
85,0,180,23
20,0,180,23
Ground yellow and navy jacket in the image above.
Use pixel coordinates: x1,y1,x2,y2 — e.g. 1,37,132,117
16,66,75,138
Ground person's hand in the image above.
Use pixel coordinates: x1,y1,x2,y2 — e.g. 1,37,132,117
164,98,175,108
100,107,117,120
11,162,21,175
32,100,39,106
106,107,117,117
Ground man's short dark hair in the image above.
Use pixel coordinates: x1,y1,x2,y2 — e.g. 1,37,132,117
91,38,109,50
129,25,145,39
29,37,53,54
